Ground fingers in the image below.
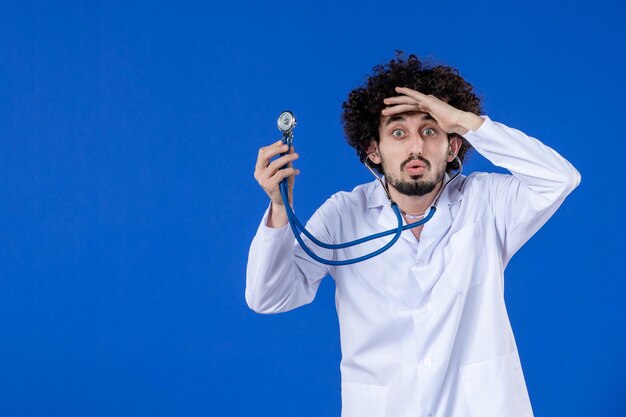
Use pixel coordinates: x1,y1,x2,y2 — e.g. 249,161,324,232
381,104,422,116
383,95,418,106
263,152,300,180
395,86,427,100
382,87,434,107
255,140,289,173
257,166,300,203
271,167,300,184
254,140,300,192
254,140,301,206
382,87,430,116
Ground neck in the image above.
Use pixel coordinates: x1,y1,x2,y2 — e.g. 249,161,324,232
386,179,443,217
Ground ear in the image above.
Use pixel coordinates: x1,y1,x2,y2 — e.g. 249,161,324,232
366,140,381,164
447,136,462,162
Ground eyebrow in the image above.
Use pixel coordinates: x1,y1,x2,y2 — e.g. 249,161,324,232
383,113,435,126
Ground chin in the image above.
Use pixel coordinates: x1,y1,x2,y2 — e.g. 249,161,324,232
407,173,434,184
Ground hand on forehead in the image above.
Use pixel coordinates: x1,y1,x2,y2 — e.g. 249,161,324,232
381,86,468,136
382,87,431,116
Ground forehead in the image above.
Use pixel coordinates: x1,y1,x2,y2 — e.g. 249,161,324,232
380,111,435,127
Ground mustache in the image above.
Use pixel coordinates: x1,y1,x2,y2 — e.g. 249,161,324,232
400,155,431,171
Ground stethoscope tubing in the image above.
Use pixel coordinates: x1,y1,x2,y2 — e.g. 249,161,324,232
277,141,437,266
279,177,435,249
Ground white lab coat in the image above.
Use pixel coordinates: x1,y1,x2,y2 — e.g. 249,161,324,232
246,116,580,417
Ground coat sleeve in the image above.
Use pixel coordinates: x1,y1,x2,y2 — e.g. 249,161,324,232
463,116,581,266
245,201,335,314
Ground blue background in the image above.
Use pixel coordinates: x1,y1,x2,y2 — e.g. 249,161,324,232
1,0,624,416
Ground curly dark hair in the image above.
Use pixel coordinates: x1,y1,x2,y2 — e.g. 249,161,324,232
341,52,482,174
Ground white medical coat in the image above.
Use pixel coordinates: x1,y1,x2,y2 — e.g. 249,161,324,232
246,116,581,417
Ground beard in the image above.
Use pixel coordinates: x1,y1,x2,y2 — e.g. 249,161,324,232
382,154,446,197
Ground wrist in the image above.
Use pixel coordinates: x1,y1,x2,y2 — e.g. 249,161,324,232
455,112,483,135
267,201,289,228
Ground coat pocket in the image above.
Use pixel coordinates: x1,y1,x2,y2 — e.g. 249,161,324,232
341,382,388,417
460,352,533,417
442,222,487,295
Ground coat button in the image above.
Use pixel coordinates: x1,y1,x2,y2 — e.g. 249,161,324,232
424,358,433,366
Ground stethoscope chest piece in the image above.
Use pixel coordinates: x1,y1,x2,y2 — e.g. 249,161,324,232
277,111,296,146
277,111,296,132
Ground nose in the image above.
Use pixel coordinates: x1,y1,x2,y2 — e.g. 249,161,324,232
406,131,424,156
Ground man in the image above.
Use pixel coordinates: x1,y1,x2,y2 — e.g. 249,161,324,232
246,54,580,417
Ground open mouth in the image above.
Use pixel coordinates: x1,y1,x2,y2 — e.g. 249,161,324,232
404,160,427,175
406,166,426,175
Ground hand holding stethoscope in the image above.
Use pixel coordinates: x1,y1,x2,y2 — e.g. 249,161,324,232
253,116,300,228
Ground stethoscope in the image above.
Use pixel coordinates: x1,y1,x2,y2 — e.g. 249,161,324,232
276,110,463,266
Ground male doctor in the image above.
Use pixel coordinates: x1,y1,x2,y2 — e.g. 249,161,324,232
246,54,580,417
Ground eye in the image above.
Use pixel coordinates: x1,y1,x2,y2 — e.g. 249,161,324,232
422,128,436,136
392,129,404,138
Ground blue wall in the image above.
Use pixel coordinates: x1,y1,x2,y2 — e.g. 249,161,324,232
1,0,624,415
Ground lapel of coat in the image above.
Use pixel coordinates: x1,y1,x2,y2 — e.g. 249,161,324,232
367,175,465,298
369,180,416,245
372,175,464,247
419,174,464,254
